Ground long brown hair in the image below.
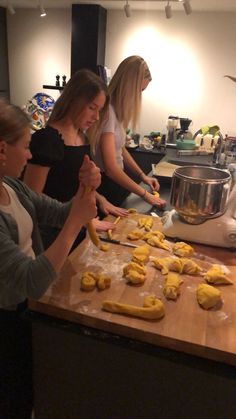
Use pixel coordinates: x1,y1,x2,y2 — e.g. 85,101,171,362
48,69,109,124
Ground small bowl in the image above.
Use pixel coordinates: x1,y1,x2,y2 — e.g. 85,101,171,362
176,138,196,150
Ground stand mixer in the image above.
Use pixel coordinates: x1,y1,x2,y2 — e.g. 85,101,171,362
162,167,236,249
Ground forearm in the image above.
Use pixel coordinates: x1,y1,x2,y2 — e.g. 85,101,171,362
105,164,146,198
122,147,145,177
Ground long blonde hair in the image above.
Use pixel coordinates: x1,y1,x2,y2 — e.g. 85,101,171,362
0,99,30,144
88,56,151,151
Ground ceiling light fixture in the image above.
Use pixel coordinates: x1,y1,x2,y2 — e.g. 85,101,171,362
183,0,192,15
165,1,172,19
7,0,15,15
124,0,131,18
39,0,46,17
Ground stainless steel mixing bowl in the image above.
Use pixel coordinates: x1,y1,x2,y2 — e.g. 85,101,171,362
170,166,231,224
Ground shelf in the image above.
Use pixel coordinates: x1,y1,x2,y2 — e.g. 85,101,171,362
43,85,64,91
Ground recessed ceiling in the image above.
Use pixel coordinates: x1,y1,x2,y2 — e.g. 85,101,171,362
1,0,236,11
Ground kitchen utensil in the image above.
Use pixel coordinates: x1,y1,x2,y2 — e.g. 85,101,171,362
176,138,196,150
162,183,236,248
99,237,138,248
170,166,231,224
166,115,179,144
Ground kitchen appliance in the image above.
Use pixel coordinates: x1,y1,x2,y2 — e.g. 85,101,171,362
166,115,179,144
162,166,236,248
176,117,193,140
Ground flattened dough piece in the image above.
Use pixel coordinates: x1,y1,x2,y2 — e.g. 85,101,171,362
146,236,170,251
180,258,202,275
143,230,165,242
196,283,221,309
137,216,153,231
173,241,194,257
152,256,182,275
204,264,233,285
96,274,111,290
127,229,144,241
163,272,183,300
102,295,165,320
132,244,150,264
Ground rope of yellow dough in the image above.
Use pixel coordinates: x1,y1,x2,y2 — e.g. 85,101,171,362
107,216,121,240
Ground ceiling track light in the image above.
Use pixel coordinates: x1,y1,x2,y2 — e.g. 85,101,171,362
124,0,131,18
165,1,172,19
6,0,15,15
183,0,192,15
39,0,46,17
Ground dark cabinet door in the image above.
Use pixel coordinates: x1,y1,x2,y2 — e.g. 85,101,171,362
71,4,107,76
0,7,9,99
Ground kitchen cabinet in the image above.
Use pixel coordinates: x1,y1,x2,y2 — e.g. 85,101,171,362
29,213,236,419
71,4,107,76
0,7,9,99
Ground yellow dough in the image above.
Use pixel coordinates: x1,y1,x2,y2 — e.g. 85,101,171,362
81,272,111,291
81,272,97,291
96,274,111,290
152,256,182,275
102,295,165,320
127,229,144,241
107,216,121,240
143,230,165,242
196,283,221,309
180,258,202,275
137,216,153,231
128,208,138,213
123,261,146,285
100,243,109,252
146,235,170,251
132,244,150,264
204,264,233,285
173,242,194,257
163,272,183,300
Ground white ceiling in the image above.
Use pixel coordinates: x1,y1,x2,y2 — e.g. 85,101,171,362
1,0,236,12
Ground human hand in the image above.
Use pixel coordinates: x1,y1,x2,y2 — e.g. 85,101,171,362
92,217,117,233
98,196,129,217
143,191,166,209
70,184,98,227
78,154,101,192
142,174,160,191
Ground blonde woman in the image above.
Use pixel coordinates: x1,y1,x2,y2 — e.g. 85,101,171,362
90,56,166,208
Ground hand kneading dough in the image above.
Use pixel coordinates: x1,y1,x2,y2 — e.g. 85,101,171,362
173,242,194,257
163,272,183,300
152,256,182,275
127,229,144,241
132,244,150,264
204,264,233,285
102,295,165,320
196,284,221,309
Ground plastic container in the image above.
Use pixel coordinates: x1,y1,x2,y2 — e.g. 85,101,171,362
176,138,196,150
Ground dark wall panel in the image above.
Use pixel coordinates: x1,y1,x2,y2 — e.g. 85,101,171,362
0,7,9,99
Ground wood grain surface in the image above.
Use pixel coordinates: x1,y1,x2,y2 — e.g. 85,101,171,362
29,213,236,365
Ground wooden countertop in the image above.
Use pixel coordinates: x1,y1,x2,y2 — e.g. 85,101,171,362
29,214,236,366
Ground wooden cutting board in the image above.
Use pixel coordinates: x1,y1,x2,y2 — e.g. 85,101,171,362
29,213,236,365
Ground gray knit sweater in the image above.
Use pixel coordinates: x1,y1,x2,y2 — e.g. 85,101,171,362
0,177,71,309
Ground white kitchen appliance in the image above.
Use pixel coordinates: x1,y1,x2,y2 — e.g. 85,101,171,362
162,183,236,248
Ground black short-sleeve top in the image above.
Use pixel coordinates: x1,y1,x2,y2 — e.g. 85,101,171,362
29,126,90,202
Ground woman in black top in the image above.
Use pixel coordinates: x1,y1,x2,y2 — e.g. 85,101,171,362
24,69,128,250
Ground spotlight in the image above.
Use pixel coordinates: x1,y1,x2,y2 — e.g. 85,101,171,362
39,1,46,17
7,1,15,15
124,0,131,18
183,0,192,15
165,1,172,19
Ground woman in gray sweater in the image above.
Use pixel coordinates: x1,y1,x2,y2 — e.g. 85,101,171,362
0,99,101,418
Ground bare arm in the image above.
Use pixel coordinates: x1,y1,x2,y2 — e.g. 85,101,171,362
23,164,50,193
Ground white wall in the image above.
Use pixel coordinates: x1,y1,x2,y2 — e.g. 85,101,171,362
7,9,71,106
7,8,236,137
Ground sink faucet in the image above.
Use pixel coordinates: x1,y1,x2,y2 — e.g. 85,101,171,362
212,131,224,165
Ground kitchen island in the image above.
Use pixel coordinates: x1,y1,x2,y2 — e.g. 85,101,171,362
29,200,236,419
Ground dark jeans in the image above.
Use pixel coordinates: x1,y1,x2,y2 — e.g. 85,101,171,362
0,306,33,419
97,172,130,207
